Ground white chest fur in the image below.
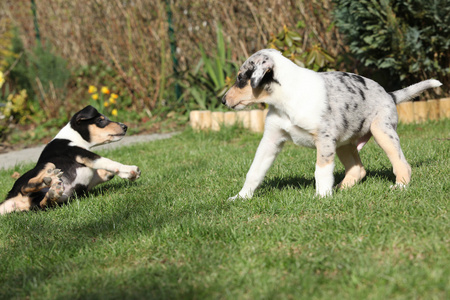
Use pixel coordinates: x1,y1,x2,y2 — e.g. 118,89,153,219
285,124,316,148
267,107,317,149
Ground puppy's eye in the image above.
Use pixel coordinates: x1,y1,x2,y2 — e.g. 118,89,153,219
237,74,242,81
96,118,107,126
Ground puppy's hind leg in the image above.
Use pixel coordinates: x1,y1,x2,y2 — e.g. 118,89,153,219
20,163,62,195
370,119,411,188
0,163,63,214
0,195,32,215
34,163,65,208
336,143,366,189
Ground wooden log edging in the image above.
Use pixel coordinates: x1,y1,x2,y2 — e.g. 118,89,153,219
397,97,450,123
190,98,450,132
190,109,269,132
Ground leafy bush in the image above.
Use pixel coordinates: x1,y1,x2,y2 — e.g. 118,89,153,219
5,30,72,119
333,0,449,94
268,25,335,71
0,73,31,139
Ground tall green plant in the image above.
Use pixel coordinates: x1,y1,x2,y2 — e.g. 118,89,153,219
28,43,71,96
181,24,238,110
7,30,71,102
333,0,449,94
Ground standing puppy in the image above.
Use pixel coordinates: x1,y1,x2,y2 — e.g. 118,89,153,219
0,105,140,214
222,49,441,199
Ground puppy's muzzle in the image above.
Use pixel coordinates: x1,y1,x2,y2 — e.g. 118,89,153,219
119,123,128,133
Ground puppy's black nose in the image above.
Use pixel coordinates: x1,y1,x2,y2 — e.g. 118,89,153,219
120,123,128,132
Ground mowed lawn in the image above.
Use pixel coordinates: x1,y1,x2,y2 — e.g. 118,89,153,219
0,120,448,299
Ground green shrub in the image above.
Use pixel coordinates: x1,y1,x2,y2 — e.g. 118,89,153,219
6,29,71,102
180,24,239,111
27,42,71,97
268,25,335,71
333,0,449,94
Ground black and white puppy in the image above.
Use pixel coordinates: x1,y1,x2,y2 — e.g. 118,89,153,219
0,105,140,214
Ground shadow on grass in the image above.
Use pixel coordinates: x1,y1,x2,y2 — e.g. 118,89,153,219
257,165,404,194
1,181,234,299
260,175,314,191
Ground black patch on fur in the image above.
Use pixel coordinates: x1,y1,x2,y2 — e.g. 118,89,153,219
236,69,253,89
346,85,356,94
345,103,350,110
358,88,366,101
343,117,349,129
352,74,367,88
4,165,44,199
388,92,397,104
37,139,100,183
357,119,365,132
258,70,280,88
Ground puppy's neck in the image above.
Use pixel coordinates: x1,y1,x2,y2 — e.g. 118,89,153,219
53,123,92,149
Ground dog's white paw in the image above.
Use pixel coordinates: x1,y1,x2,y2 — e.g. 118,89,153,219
228,194,240,201
390,183,407,190
315,189,333,198
228,190,253,201
117,165,141,180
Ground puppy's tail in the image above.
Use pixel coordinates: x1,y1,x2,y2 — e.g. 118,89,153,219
389,79,442,104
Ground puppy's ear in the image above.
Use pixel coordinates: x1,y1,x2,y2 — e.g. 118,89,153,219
75,105,99,123
250,56,274,88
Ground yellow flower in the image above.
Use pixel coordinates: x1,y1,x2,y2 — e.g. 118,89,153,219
104,101,109,107
101,86,110,94
111,93,119,99
111,109,118,116
0,71,4,88
88,85,97,94
92,93,99,100
109,97,116,104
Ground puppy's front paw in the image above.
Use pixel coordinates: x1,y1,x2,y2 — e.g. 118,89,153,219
315,190,333,198
117,165,141,180
228,190,253,201
390,183,407,190
228,194,240,201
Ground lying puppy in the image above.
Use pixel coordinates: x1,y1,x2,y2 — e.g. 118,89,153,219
222,49,441,199
0,105,140,214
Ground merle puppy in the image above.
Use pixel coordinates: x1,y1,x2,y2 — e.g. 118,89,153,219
222,49,442,199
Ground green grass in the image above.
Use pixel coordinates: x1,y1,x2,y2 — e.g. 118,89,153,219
0,120,449,299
